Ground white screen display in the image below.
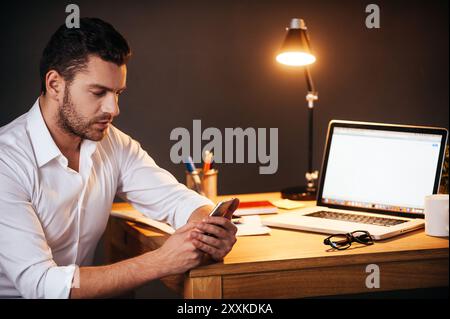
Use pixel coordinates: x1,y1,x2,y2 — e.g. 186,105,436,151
321,127,442,213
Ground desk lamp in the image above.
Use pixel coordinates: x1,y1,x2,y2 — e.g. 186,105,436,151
276,18,319,201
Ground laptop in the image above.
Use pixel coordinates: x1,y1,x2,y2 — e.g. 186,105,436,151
263,120,448,240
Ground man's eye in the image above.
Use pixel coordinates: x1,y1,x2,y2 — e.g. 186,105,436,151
92,91,106,97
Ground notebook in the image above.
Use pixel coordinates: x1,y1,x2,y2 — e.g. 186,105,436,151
233,201,278,216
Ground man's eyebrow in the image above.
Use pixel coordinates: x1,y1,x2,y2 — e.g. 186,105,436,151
88,84,127,92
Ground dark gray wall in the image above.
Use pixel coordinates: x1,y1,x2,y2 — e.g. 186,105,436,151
1,0,448,300
1,0,448,195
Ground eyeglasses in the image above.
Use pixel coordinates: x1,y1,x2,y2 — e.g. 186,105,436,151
323,230,374,250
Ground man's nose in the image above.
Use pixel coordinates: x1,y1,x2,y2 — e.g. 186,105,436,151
101,93,120,118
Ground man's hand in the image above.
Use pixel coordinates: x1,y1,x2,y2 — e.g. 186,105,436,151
70,221,203,298
191,216,238,261
156,222,204,276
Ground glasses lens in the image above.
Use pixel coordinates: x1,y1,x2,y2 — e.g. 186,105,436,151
327,234,351,250
351,231,374,245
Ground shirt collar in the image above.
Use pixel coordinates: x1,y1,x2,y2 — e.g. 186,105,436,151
26,98,62,168
80,138,98,160
26,98,98,168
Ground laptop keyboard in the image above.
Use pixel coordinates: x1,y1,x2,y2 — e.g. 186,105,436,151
305,211,407,227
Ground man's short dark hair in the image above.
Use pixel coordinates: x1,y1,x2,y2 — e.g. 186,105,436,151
39,17,131,94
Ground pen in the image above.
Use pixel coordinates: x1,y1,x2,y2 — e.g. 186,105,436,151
184,156,205,195
203,150,213,173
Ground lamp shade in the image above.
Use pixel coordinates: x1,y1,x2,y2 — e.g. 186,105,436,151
276,18,316,66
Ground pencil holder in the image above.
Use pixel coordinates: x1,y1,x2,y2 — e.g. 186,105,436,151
186,168,218,202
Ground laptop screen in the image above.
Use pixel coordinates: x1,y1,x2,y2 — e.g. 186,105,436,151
320,126,444,215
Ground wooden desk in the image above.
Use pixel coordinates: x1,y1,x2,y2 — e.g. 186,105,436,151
106,192,449,298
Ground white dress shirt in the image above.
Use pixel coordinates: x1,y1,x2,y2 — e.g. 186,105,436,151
0,99,213,299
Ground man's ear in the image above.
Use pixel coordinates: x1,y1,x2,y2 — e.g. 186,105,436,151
45,70,65,101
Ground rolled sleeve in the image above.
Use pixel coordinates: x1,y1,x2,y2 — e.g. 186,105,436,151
44,264,77,299
0,158,75,299
113,127,214,229
170,189,214,229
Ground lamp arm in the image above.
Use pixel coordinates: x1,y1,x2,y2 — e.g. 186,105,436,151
304,66,317,95
304,66,318,190
302,26,318,100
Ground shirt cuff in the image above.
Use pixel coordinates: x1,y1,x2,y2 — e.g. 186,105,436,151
44,264,77,299
173,191,214,229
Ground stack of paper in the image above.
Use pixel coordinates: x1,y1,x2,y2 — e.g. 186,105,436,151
235,216,271,236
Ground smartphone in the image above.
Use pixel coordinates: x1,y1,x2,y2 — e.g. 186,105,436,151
209,198,240,219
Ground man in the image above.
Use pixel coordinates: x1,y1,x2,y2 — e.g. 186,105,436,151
0,18,237,299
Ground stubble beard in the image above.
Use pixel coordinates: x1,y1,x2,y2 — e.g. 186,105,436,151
57,87,109,141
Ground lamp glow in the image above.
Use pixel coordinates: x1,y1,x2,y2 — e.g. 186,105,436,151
276,51,316,66
276,18,316,67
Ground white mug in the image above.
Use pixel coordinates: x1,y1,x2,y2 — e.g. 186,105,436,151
424,194,449,237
